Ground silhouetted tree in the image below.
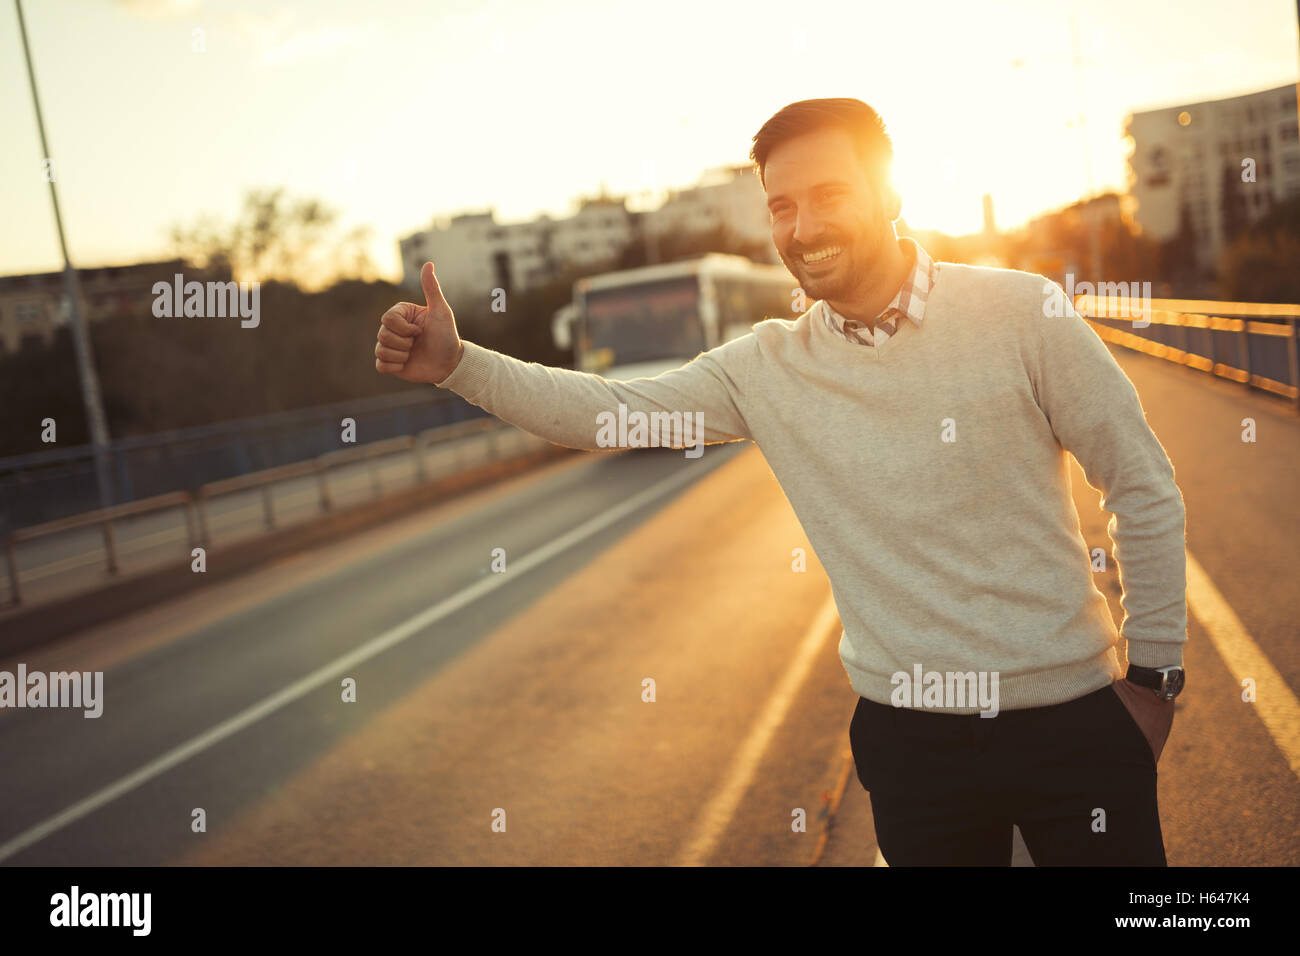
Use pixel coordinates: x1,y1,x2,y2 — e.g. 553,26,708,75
1217,195,1300,301
1159,201,1199,291
170,188,377,290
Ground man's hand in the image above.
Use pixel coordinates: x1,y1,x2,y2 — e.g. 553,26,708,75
374,261,464,385
1111,678,1176,764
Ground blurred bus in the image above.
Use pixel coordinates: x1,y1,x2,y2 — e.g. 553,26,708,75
552,254,798,381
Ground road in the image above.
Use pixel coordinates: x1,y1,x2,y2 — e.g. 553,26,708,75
0,343,1297,865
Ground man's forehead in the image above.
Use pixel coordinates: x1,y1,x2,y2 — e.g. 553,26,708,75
763,129,861,198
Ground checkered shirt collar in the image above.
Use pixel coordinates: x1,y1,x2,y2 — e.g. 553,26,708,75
819,237,937,342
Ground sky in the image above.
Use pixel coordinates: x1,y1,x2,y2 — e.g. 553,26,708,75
2,0,1297,281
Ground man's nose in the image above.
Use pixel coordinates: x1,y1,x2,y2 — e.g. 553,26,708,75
792,209,826,248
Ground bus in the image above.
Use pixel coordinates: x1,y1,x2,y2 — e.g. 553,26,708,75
551,254,799,381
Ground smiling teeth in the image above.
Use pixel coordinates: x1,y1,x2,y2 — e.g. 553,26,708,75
803,246,842,264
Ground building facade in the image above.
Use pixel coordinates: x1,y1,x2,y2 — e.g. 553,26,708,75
397,165,777,305
0,258,187,354
642,164,776,258
398,198,634,309
1126,83,1300,266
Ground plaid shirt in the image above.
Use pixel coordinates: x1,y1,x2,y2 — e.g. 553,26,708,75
819,237,938,346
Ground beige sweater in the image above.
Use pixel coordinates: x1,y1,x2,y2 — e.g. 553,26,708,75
435,262,1188,713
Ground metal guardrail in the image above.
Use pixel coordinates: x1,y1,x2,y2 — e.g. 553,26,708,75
3,418,529,606
0,388,484,535
196,458,332,543
5,491,199,605
1075,296,1300,410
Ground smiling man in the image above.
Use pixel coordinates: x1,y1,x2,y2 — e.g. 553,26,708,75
373,97,1188,866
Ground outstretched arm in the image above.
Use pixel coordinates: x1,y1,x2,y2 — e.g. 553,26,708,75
375,262,753,452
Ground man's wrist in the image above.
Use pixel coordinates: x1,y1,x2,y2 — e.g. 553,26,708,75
434,340,465,386
1124,663,1186,701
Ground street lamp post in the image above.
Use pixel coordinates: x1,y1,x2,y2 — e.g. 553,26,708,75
14,0,113,508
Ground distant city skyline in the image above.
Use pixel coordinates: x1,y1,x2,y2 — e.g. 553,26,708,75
2,0,1297,281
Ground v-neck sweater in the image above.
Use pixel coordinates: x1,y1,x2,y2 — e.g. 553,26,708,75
434,262,1188,713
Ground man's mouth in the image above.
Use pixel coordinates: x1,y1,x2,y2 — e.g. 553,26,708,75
800,244,844,266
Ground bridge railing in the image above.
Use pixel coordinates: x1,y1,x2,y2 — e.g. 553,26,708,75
1075,296,1300,411
3,418,543,606
0,388,485,534
4,490,200,604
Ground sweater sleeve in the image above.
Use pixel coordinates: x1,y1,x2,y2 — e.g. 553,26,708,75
433,335,755,451
1031,280,1188,667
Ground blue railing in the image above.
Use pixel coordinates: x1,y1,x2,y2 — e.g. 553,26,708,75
1075,295,1300,409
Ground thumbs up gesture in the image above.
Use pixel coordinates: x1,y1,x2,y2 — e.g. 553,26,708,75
374,262,465,385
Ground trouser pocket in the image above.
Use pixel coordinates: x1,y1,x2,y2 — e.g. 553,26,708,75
1103,684,1157,770
848,696,894,792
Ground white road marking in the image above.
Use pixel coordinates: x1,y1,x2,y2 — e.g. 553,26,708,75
1186,549,1300,780
0,463,706,863
676,594,840,866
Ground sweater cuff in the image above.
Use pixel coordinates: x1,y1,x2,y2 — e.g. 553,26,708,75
1124,637,1185,669
434,340,494,397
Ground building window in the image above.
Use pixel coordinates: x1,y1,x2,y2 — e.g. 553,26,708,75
15,302,44,324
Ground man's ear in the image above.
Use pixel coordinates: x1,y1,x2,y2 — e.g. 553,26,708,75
882,183,903,223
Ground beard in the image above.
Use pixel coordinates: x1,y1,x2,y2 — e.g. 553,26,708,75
780,222,883,301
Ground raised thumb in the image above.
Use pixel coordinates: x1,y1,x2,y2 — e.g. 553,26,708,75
420,261,446,312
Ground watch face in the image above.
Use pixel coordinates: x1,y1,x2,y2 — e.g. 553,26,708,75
1163,669,1186,698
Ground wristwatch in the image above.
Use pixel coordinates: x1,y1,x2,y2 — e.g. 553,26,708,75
1124,664,1186,701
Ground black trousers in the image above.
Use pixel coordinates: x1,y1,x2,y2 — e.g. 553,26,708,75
849,684,1167,866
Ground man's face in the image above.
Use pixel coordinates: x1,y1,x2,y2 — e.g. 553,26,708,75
763,126,894,301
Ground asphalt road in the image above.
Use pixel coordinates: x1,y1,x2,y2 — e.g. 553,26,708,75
0,344,1296,866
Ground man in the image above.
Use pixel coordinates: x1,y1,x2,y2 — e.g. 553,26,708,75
373,98,1187,866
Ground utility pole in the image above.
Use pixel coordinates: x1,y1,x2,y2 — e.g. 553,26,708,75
15,0,113,508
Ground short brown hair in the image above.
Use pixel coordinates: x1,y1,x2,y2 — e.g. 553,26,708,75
749,98,894,192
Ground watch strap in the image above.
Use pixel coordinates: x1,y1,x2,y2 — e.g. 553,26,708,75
1124,664,1164,690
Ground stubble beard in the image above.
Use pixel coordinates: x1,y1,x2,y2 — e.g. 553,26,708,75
788,223,880,301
